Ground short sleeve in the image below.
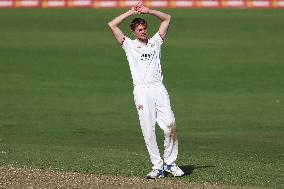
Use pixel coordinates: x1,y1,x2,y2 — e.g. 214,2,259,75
121,36,132,50
151,32,164,45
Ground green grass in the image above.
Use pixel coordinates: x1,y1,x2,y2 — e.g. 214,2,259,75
0,8,283,188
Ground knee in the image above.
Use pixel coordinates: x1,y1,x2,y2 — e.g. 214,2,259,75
166,122,177,141
167,122,176,132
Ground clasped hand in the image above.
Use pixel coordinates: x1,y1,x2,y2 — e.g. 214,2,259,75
131,2,150,14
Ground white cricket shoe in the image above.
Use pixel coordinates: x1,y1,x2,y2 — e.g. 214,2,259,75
164,163,184,177
146,169,164,179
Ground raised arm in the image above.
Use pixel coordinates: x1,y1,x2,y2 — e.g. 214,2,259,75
149,10,171,39
108,8,138,45
136,4,171,39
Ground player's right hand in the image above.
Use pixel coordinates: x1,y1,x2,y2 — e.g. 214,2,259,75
134,2,149,14
130,6,139,15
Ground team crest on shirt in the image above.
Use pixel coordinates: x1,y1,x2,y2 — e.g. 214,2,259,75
148,43,155,47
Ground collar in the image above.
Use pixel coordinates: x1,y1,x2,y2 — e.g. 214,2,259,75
134,39,148,46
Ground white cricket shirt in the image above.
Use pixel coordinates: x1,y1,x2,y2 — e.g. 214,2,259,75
122,32,164,86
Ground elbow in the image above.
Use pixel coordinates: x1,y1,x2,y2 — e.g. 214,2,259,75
166,14,171,21
108,21,116,29
168,14,171,20
163,14,171,24
163,15,170,25
167,15,171,22
108,22,113,28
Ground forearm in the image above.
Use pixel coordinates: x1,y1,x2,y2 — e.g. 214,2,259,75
108,9,138,45
148,9,171,38
108,10,134,28
148,9,171,22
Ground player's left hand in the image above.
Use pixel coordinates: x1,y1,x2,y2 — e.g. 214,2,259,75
130,6,140,14
135,2,149,14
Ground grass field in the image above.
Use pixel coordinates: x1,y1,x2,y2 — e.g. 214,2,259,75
0,8,283,188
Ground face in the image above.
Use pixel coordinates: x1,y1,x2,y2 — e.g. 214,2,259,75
132,24,148,42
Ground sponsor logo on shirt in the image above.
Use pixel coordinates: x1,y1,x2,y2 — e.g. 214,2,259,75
140,50,156,61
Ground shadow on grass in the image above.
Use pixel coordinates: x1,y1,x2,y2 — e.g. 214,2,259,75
179,165,215,176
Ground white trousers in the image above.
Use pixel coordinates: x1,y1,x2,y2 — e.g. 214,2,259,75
133,83,178,170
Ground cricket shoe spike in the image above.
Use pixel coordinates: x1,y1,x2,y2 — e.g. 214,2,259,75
146,169,164,179
164,163,184,177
